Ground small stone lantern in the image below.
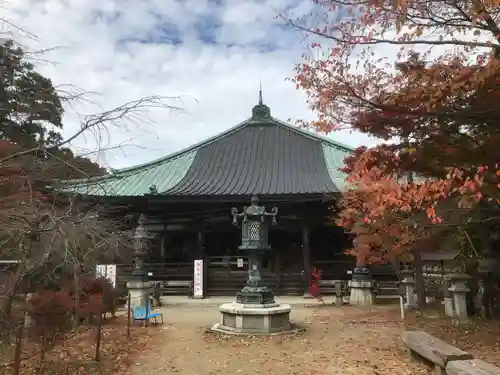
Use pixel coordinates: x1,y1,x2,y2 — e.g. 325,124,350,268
127,214,153,309
448,274,470,325
231,196,278,305
401,270,418,310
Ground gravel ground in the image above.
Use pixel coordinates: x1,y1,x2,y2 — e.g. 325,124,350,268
128,304,429,375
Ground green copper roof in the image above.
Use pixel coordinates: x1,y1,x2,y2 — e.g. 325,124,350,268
322,142,352,192
62,100,354,197
63,150,197,196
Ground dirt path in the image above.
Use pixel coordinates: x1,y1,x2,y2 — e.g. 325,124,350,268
128,305,428,375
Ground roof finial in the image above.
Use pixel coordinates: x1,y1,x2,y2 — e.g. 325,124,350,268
251,81,271,120
258,81,263,105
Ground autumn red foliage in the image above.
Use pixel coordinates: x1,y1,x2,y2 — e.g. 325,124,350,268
290,0,500,264
79,277,120,318
308,267,325,304
25,290,74,339
59,276,121,321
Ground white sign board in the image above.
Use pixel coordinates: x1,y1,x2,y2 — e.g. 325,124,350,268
96,264,107,278
106,264,116,288
237,258,244,268
96,264,117,288
193,259,204,298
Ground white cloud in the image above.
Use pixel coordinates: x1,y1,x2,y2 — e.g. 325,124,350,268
1,0,377,170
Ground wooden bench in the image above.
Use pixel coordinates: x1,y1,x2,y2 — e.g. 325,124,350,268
318,280,343,306
150,281,163,307
163,280,193,297
447,359,500,375
402,331,473,375
373,280,401,296
318,279,336,294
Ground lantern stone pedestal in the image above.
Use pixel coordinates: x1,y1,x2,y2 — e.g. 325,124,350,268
212,302,292,335
213,253,293,335
211,196,297,335
349,268,375,307
127,280,152,308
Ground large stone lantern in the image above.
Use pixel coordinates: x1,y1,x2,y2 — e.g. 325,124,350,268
210,196,295,335
231,195,278,305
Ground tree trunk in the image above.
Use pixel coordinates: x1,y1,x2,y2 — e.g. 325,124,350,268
355,258,366,268
387,253,403,280
72,268,81,328
465,259,479,316
483,272,495,319
355,246,368,268
0,291,15,327
412,249,426,308
0,268,22,327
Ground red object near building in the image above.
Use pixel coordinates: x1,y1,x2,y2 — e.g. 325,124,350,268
308,266,325,304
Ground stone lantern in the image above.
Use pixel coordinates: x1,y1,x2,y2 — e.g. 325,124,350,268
231,195,278,305
127,214,153,308
211,196,296,335
348,221,375,306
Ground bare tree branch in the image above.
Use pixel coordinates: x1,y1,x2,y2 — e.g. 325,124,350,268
0,96,181,166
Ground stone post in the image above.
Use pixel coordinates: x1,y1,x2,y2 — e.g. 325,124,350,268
24,293,34,328
401,270,418,310
334,281,343,307
448,274,470,325
127,214,153,309
348,267,375,307
443,275,454,317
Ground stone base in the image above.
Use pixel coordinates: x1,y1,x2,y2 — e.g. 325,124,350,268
444,297,454,317
127,280,152,308
404,302,418,312
452,317,470,326
210,302,295,335
349,280,374,307
404,295,418,311
236,288,275,305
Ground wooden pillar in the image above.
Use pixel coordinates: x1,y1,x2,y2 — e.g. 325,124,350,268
160,235,166,261
197,230,205,259
302,225,311,293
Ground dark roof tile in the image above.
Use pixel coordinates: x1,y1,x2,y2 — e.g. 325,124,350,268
165,122,340,196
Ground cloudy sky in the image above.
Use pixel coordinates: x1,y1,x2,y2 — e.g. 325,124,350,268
1,0,376,169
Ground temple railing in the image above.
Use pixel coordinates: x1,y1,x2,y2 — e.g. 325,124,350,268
115,259,398,281
206,256,249,272
114,258,399,296
314,260,398,281
116,262,193,284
